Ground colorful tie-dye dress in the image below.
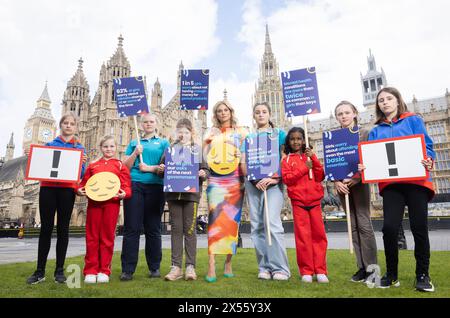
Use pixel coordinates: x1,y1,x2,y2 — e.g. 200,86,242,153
205,127,247,255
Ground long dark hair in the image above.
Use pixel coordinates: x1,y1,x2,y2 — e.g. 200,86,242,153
285,127,310,154
375,87,409,124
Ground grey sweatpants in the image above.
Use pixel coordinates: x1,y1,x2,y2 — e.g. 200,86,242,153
339,182,378,271
167,200,198,268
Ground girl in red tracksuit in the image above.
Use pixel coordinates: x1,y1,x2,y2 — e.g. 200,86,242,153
77,135,132,284
281,127,329,284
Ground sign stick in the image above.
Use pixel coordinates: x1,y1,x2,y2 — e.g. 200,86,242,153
133,116,143,163
303,116,313,179
263,189,272,246
345,194,354,254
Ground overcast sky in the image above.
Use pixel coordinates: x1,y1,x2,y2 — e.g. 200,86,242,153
1,0,449,157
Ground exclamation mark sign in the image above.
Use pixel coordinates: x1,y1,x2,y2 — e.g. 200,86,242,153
385,143,398,177
50,151,61,178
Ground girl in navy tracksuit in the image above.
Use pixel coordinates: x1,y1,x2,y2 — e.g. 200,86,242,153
360,87,435,292
26,113,86,285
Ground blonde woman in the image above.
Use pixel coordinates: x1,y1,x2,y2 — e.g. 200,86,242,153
204,100,248,282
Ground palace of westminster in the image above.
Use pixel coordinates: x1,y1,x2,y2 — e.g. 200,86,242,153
1,26,449,226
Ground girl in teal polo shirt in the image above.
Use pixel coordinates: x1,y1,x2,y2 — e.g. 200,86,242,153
120,113,169,281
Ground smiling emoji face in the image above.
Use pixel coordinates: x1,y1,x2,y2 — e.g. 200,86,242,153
207,137,241,175
85,172,121,202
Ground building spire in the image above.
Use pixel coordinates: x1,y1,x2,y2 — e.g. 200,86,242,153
118,34,124,47
8,132,14,147
38,81,51,103
265,24,272,54
223,88,228,101
78,57,83,70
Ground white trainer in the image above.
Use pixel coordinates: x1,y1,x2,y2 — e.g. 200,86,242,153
257,271,272,280
272,273,289,281
316,274,329,283
301,275,313,283
185,265,197,281
97,273,110,283
84,274,97,284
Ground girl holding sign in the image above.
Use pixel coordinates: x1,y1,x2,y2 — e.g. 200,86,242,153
359,87,435,292
120,114,169,281
158,118,209,281
281,127,328,283
204,100,248,282
26,113,87,285
77,136,132,283
333,101,378,283
243,102,290,281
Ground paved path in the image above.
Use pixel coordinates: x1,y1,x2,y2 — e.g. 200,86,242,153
1,230,449,265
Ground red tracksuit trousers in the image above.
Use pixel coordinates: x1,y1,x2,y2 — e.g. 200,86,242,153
292,204,328,276
84,201,120,276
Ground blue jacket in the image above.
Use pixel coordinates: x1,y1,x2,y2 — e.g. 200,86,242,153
368,112,435,196
41,136,86,189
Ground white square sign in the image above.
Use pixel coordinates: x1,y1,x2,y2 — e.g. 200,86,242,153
359,135,428,183
26,145,83,182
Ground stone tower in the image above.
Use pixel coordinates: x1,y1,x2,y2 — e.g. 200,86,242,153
253,24,290,130
360,49,387,107
22,82,57,153
79,35,136,160
151,77,163,118
5,133,15,161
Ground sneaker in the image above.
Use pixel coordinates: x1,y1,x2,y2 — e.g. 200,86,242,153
415,274,435,292
301,275,313,283
149,269,161,278
119,272,133,281
257,271,272,280
54,269,66,284
26,271,45,285
272,272,289,281
185,265,197,281
84,274,97,284
378,273,400,288
97,273,110,283
316,274,329,284
351,269,366,282
164,266,183,281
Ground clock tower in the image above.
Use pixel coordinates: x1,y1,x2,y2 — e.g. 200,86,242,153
22,82,57,153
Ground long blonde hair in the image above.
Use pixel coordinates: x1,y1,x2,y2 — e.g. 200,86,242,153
212,100,238,128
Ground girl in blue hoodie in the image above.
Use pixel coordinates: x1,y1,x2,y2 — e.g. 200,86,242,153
359,87,435,292
26,113,86,285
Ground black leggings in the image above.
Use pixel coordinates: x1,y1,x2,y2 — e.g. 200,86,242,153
37,187,75,272
382,184,431,277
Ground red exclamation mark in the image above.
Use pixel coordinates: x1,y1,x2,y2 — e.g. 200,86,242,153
50,150,61,178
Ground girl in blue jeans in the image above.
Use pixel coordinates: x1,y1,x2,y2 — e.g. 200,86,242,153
242,102,291,280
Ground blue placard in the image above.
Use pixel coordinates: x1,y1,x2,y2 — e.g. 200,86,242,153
281,67,321,117
163,144,200,193
113,76,149,117
245,133,280,181
180,69,209,110
323,127,360,181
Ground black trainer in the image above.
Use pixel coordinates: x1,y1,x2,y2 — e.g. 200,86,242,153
378,273,400,288
415,274,435,292
54,269,66,284
351,269,366,282
149,269,161,278
27,271,46,285
119,272,133,281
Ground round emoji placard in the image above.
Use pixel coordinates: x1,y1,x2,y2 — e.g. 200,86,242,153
207,137,241,175
85,172,121,202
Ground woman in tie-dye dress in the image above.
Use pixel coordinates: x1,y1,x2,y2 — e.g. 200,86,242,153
203,100,248,282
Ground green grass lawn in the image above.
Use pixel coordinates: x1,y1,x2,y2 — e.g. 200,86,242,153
1,248,449,298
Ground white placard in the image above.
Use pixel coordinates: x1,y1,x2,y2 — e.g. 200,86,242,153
26,145,83,182
359,135,427,183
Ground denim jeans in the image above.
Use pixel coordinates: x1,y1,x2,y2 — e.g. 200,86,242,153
245,180,291,276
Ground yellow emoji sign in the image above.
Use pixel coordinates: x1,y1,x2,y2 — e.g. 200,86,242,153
207,137,241,175
85,172,121,202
